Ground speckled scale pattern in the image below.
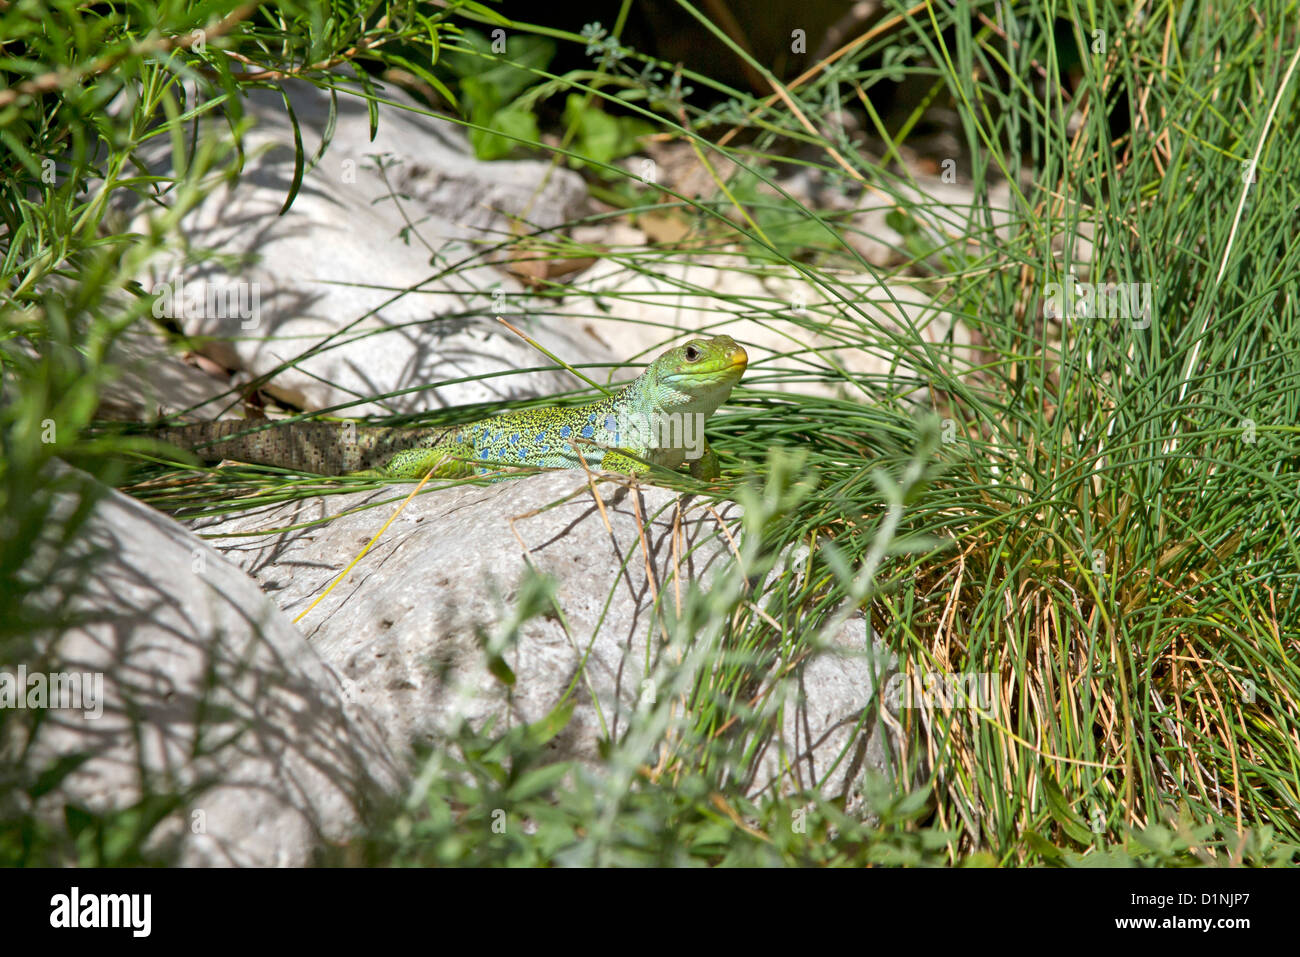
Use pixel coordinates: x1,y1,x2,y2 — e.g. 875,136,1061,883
379,393,650,479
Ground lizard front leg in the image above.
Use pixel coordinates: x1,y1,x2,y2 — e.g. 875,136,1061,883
595,449,650,475
596,444,721,480
687,442,720,480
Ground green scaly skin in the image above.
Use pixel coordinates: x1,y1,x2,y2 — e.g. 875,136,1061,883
159,336,748,482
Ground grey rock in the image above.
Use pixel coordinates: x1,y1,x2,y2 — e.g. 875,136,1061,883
127,79,599,417
10,470,402,866
558,252,960,404
98,323,231,420
189,472,897,803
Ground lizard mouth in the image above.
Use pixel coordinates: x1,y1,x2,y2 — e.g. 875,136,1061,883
665,345,748,383
721,346,748,370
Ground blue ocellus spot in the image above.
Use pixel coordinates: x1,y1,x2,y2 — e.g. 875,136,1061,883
536,431,547,443
581,425,595,439
559,425,572,438
587,413,596,424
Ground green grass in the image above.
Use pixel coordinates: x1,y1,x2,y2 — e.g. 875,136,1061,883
4,0,1299,865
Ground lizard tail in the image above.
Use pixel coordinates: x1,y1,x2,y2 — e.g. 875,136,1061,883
156,420,440,476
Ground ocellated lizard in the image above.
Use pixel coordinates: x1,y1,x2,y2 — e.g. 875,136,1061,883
157,335,747,481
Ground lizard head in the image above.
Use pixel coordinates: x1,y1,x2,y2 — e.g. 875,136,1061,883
646,335,748,416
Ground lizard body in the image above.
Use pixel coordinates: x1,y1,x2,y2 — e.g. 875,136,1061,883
159,336,747,481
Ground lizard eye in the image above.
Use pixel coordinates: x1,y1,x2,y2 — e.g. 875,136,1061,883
684,343,701,362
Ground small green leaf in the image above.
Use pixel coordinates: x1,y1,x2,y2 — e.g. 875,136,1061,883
487,653,515,685
1042,777,1094,846
1024,829,1065,863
